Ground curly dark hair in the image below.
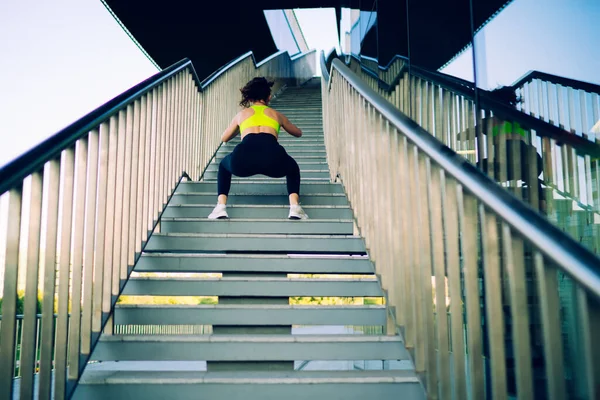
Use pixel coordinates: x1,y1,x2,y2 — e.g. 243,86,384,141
490,86,522,108
240,77,274,108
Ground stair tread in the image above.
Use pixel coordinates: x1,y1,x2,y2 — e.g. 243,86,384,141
116,304,384,309
162,218,352,222
99,335,400,343
152,232,359,238
128,277,377,282
80,369,420,384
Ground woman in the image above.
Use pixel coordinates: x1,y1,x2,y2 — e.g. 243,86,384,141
479,86,545,210
208,77,309,220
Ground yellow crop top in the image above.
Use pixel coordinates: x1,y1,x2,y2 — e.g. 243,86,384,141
239,105,280,133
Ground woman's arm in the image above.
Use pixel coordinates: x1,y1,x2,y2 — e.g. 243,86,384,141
279,113,302,137
221,114,240,142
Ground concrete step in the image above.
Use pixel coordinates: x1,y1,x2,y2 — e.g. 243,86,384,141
162,204,352,219
216,149,326,158
176,181,343,194
144,233,366,254
213,155,327,164
75,370,424,400
123,276,380,296
227,138,324,144
205,162,328,171
221,144,325,151
91,335,408,362
160,219,353,235
135,253,373,274
114,304,386,326
201,171,331,180
202,178,331,184
170,193,349,206
114,304,385,326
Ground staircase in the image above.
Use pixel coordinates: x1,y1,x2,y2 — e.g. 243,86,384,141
74,80,424,399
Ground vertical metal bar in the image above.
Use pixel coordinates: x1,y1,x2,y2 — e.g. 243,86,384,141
142,92,153,240
184,74,193,176
148,89,159,230
441,174,466,400
20,169,44,399
457,187,485,399
557,85,566,131
127,99,142,268
537,79,546,122
68,137,88,380
92,123,110,339
580,90,589,138
534,252,566,400
568,88,578,134
0,186,23,399
175,73,184,179
434,86,443,142
157,83,168,219
587,295,600,399
428,162,450,398
416,148,437,392
547,82,556,126
136,95,149,255
399,135,415,349
479,204,508,400
120,104,134,280
38,158,60,400
112,110,126,296
194,90,201,180
81,129,100,357
502,224,533,399
441,90,450,147
450,94,458,152
102,115,118,321
163,78,173,200
54,147,75,400
575,287,597,399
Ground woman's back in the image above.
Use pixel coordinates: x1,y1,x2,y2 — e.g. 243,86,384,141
238,105,281,137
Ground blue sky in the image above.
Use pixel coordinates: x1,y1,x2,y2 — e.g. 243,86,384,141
0,1,158,168
442,0,600,89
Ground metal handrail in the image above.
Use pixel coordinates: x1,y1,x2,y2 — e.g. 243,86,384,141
329,56,600,301
338,51,600,158
324,54,600,399
339,52,600,157
0,59,198,195
512,70,600,95
0,49,317,400
0,50,315,194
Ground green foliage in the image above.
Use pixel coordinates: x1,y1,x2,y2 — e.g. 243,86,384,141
0,290,43,316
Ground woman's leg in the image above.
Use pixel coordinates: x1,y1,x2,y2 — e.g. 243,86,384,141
284,155,301,205
263,151,307,219
217,154,233,205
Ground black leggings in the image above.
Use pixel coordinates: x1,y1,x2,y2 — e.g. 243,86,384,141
218,133,301,196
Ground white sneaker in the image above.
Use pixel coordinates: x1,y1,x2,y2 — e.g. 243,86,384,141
208,204,229,219
288,204,309,220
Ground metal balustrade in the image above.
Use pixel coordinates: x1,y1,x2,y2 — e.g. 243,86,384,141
336,52,600,258
512,70,600,142
321,52,600,400
0,49,316,400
